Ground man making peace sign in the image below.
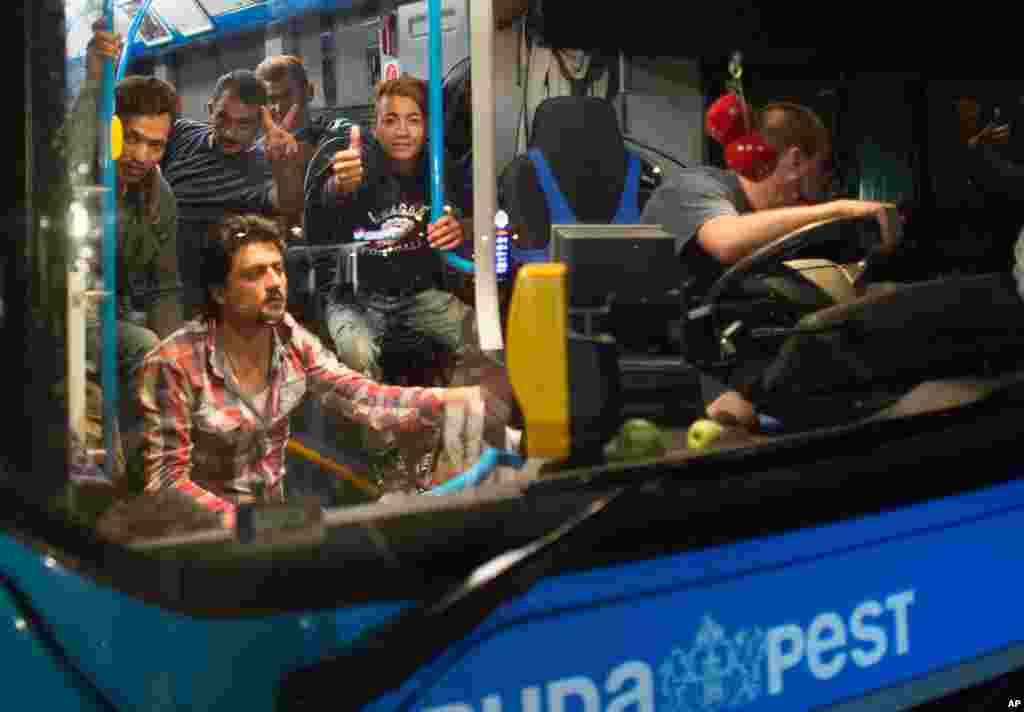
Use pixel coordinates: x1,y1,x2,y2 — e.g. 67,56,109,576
153,63,306,317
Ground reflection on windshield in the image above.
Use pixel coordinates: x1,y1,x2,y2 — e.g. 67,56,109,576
20,0,1024,553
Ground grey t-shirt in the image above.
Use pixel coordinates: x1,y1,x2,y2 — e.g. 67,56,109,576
641,166,753,405
641,166,753,287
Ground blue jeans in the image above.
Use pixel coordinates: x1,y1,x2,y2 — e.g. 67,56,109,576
322,286,478,489
324,287,473,381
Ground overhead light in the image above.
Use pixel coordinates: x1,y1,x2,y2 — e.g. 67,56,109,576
197,0,265,16
153,0,214,37
116,0,172,45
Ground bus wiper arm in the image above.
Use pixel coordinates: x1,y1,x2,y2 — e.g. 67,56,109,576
276,486,629,712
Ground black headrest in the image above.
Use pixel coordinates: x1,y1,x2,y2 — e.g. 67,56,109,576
530,96,625,159
528,96,628,222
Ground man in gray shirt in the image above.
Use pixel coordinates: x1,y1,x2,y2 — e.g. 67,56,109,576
642,102,901,429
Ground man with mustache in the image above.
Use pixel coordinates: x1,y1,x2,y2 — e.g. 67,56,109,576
136,214,495,527
152,65,305,318
64,21,185,455
641,102,902,430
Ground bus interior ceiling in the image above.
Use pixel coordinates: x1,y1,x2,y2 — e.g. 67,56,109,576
110,2,1014,226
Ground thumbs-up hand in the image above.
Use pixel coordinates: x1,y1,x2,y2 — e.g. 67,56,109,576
329,124,365,196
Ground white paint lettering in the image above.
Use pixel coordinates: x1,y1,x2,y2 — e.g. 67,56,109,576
849,600,887,668
605,661,655,712
426,590,914,712
886,590,915,655
467,689,541,712
522,687,543,712
806,612,847,681
766,623,804,695
548,676,600,712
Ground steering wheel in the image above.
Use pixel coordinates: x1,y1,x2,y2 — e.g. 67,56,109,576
685,213,894,380
702,215,890,308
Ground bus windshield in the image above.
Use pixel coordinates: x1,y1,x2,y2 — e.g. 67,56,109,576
12,0,1024,583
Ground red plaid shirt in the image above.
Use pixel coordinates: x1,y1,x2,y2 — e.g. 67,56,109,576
137,313,444,517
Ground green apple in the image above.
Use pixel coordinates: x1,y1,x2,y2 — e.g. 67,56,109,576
606,418,668,460
687,418,725,451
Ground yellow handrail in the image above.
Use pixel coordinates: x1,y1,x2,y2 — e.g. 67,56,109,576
287,438,381,499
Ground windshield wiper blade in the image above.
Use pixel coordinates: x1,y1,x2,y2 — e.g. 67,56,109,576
276,485,629,711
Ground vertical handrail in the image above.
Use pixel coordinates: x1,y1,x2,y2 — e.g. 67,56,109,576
99,1,118,477
427,0,475,275
427,0,445,227
468,0,503,351
117,0,156,83
99,0,155,477
425,0,503,348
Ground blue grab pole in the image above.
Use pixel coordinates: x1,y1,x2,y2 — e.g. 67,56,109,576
117,0,155,82
424,448,526,496
427,0,475,274
100,0,154,476
427,0,444,224
99,2,117,477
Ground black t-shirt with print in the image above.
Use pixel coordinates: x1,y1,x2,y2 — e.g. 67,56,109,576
308,119,470,293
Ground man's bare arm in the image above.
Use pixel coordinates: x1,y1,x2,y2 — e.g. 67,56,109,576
699,199,896,264
268,149,307,215
262,106,306,215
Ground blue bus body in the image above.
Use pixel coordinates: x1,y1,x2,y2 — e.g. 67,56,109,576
5,470,1024,710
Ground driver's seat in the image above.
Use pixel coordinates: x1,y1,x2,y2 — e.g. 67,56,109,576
499,97,701,419
499,96,661,259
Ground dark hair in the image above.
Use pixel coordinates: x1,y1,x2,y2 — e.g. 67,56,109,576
199,214,286,317
375,73,428,120
255,54,311,89
116,75,180,121
211,69,268,107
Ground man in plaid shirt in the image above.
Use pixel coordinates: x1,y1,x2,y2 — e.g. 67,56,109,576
136,214,489,528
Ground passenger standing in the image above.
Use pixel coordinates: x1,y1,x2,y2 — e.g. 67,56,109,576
64,23,184,460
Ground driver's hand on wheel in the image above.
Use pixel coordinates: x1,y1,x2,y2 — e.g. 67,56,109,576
873,203,904,257
833,199,903,256
968,123,1011,149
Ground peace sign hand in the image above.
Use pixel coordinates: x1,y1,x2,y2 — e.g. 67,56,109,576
261,105,301,163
